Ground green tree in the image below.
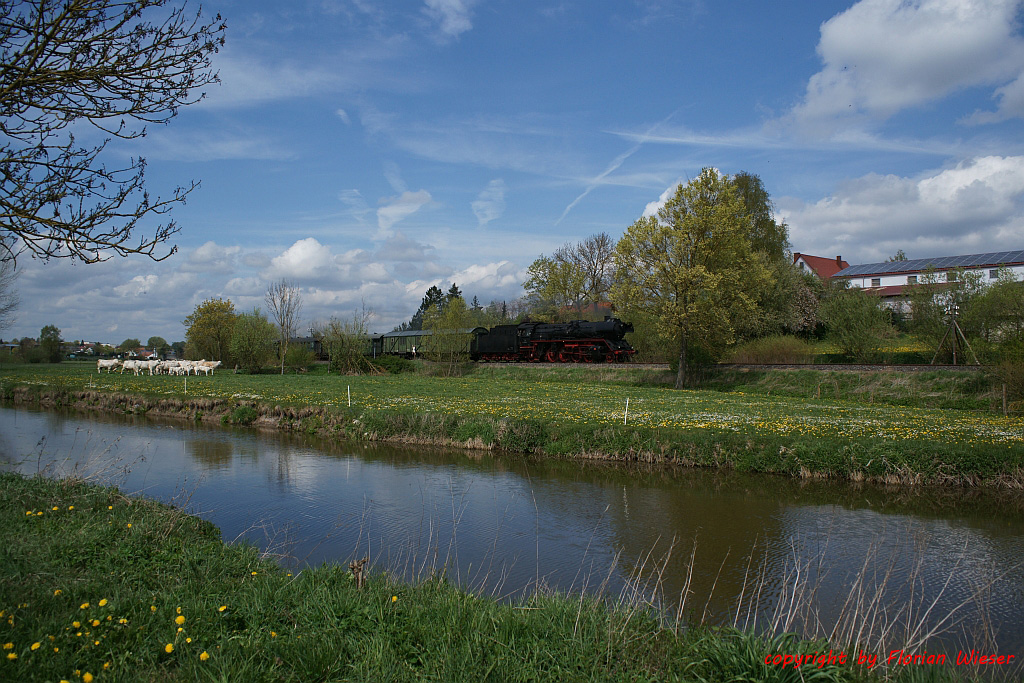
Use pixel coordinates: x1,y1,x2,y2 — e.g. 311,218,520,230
118,338,142,354
819,286,893,362
423,295,473,376
39,324,62,363
409,285,445,330
183,297,236,362
230,308,276,374
612,168,771,388
904,268,985,361
313,305,375,374
147,336,170,357
522,249,586,320
730,171,790,261
0,0,225,264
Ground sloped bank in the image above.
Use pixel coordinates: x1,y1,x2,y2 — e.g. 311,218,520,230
4,383,1024,489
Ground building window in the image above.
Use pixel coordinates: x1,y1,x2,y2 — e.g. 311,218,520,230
871,278,881,287
907,275,917,285
990,269,999,279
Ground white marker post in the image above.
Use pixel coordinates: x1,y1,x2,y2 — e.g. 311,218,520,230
348,385,351,407
624,397,629,425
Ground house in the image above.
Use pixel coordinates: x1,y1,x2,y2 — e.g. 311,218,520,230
793,253,849,280
832,249,1024,309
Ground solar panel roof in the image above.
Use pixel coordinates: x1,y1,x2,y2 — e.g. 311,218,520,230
834,250,1024,278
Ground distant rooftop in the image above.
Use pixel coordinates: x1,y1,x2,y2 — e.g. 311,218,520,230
835,250,1024,278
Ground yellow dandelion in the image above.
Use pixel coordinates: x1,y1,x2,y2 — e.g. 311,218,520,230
53,647,59,653
251,571,258,576
175,615,185,625
72,621,80,628
271,631,277,637
83,673,94,683
218,605,227,612
2,643,11,650
186,637,192,643
98,599,108,607
53,589,61,596
25,510,32,515
52,506,58,511
150,606,156,613
126,523,132,528
391,595,398,603
68,506,74,510
30,642,40,651
176,606,182,614
6,653,16,661
36,511,42,516
164,643,174,654
118,618,127,625
79,602,89,609
91,620,99,627
103,662,111,670
107,506,113,510
199,651,210,661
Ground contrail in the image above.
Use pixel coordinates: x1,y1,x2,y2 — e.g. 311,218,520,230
555,110,677,226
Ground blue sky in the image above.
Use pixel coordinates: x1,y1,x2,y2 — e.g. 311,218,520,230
7,0,1024,344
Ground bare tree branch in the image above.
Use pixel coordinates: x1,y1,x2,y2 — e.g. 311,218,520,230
0,0,226,264
265,278,302,375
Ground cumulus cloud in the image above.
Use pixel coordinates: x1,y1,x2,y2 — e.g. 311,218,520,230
779,155,1024,263
423,0,478,40
375,232,436,262
787,0,1024,135
184,242,242,273
471,179,506,227
376,190,432,237
642,183,680,218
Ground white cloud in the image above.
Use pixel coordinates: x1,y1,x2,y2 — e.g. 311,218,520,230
423,0,478,40
471,179,506,226
336,108,351,125
780,155,1024,263
642,183,680,218
267,238,336,279
184,242,242,273
376,190,432,237
787,0,1024,135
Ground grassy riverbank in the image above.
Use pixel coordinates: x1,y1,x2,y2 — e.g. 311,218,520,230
0,472,991,682
2,363,1023,486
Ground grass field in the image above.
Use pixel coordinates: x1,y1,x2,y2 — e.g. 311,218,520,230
3,362,1024,484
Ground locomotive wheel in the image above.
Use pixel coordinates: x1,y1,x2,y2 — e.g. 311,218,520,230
558,350,571,363
545,349,557,363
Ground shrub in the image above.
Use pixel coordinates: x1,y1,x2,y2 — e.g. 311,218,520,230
729,336,814,364
373,355,414,374
285,345,316,372
229,405,258,425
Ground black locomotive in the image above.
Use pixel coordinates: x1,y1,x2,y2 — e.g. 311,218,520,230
471,317,636,363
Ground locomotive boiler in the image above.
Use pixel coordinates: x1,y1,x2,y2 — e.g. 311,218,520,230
471,317,636,363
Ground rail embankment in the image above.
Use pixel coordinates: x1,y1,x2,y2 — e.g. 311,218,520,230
2,364,1023,487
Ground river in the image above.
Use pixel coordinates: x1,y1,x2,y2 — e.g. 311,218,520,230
1,404,1022,658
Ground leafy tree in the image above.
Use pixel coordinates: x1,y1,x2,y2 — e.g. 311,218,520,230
904,268,985,361
446,282,462,302
265,279,303,375
523,249,586,320
612,168,771,388
118,338,142,354
887,249,908,262
146,336,170,357
0,0,225,264
819,286,893,362
183,298,235,362
313,305,376,374
170,341,185,358
39,324,62,363
423,295,473,376
230,308,276,374
730,172,790,261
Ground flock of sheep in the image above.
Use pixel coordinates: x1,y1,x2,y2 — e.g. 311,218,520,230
96,358,223,376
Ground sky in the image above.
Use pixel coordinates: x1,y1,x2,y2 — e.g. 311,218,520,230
6,0,1024,344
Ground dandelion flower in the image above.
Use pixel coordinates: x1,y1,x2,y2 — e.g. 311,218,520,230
126,523,132,528
83,674,94,683
2,643,12,650
72,621,80,629
53,589,61,596
52,507,58,511
30,642,40,651
68,506,74,510
175,615,185,625
199,651,210,661
150,606,156,613
53,647,59,653
6,653,16,661
118,618,127,625
79,602,89,609
218,606,227,612
164,643,173,654
391,595,398,603
186,637,192,643
91,620,99,627
98,599,108,607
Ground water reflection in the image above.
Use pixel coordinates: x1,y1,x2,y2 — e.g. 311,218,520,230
1,404,1022,655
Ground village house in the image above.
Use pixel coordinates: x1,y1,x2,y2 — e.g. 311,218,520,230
793,253,849,280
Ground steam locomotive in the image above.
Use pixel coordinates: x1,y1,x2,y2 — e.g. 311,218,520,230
471,317,636,363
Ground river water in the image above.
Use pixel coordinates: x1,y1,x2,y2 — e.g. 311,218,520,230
1,404,1022,658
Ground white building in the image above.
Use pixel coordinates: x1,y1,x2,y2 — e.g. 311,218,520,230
832,250,1024,309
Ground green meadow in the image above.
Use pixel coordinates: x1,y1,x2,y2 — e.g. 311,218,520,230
2,362,1023,485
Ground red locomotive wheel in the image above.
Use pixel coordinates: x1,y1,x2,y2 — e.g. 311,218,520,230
545,349,557,362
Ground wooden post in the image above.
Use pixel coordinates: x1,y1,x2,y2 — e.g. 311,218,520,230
1004,383,1008,417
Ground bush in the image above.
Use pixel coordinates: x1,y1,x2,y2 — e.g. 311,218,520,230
729,336,814,364
228,405,259,425
373,355,414,374
285,345,316,372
